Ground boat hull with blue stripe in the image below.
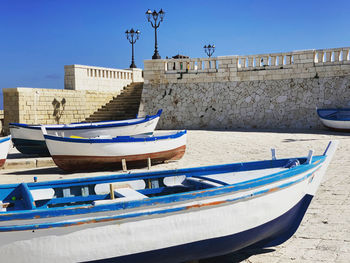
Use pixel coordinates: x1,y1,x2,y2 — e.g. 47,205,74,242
43,130,187,172
317,108,350,131
0,135,11,168
9,110,162,156
0,141,337,263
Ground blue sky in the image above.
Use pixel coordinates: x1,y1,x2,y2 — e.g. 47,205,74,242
0,0,349,109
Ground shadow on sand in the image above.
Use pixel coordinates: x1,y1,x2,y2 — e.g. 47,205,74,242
199,248,276,263
3,167,66,175
198,127,349,136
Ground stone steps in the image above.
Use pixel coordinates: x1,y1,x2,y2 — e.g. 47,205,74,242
94,109,139,115
98,107,139,113
106,98,141,104
85,82,143,122
87,115,137,122
100,102,139,107
89,113,137,119
101,103,139,109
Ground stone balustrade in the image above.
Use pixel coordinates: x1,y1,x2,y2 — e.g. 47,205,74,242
313,47,349,64
85,66,132,80
236,52,296,69
165,58,218,72
143,47,350,85
64,65,143,92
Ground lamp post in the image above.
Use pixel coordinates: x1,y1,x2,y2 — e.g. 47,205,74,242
125,28,140,68
204,44,215,57
146,9,165,59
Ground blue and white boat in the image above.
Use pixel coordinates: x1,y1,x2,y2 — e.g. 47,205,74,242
317,108,350,131
0,141,337,262
42,129,187,172
9,110,162,156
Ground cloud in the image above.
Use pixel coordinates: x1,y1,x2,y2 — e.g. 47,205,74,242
45,74,61,79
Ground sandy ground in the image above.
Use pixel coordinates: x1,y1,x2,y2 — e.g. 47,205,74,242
1,129,349,262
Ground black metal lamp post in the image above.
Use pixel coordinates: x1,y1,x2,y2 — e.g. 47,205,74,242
146,9,165,59
125,28,140,68
204,44,215,57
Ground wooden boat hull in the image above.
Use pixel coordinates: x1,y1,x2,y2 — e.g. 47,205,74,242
319,120,350,132
10,138,49,156
52,145,186,171
0,136,11,168
0,141,337,262
44,131,187,171
0,191,314,263
317,108,350,131
86,194,313,263
9,110,162,156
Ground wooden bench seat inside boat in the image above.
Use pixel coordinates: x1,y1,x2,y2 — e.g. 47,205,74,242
93,180,148,205
30,188,55,201
163,175,186,187
94,180,146,195
93,187,148,205
114,188,148,199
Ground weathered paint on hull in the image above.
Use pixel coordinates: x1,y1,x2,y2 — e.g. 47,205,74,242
11,138,50,156
51,145,186,171
0,159,5,168
86,194,313,263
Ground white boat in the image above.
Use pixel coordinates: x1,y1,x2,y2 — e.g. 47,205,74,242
317,108,350,131
9,110,162,156
42,129,187,171
0,141,337,262
0,135,11,168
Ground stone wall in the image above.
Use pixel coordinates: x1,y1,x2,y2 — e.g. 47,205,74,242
64,65,143,92
139,47,350,129
3,88,116,134
0,110,3,135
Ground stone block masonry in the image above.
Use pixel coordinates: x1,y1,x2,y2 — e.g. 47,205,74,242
139,47,350,129
3,88,117,133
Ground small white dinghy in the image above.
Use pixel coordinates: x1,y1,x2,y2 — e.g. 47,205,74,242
317,108,350,131
42,128,187,171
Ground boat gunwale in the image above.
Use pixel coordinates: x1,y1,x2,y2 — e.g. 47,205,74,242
0,156,315,189
9,110,162,131
0,135,11,144
43,130,187,143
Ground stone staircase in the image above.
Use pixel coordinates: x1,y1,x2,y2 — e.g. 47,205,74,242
85,82,143,122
